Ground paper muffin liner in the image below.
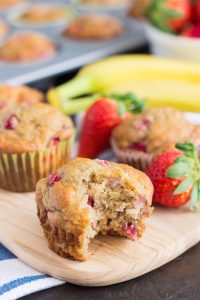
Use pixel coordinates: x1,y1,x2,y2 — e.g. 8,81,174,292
111,138,154,171
0,135,74,192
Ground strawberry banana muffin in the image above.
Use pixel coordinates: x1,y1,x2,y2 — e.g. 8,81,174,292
0,85,44,109
0,32,56,63
0,102,74,192
0,0,23,10
36,158,153,261
63,14,124,40
0,19,9,39
18,5,71,24
111,107,199,170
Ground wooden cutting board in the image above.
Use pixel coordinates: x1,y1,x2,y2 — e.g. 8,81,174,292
1,189,200,286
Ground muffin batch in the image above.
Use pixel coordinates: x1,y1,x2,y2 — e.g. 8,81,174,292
0,0,145,82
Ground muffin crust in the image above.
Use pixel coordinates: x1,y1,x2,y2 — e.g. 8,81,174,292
0,102,73,153
64,14,124,40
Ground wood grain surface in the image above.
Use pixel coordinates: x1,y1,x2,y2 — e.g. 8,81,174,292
0,189,200,286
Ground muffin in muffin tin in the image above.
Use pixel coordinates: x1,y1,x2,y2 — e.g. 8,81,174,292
0,0,24,11
0,85,44,108
36,158,153,261
63,13,124,40
0,19,9,39
0,31,56,63
0,102,74,192
111,107,200,170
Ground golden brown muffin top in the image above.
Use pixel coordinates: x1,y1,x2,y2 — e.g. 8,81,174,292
0,31,56,63
0,102,74,153
37,157,153,213
19,5,67,23
0,19,9,38
0,0,23,10
64,14,124,40
0,85,44,108
112,107,198,156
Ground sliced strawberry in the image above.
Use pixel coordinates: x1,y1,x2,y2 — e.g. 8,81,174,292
181,23,200,38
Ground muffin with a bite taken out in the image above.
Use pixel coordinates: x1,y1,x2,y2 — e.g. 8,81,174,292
36,157,153,261
0,102,74,192
111,106,199,170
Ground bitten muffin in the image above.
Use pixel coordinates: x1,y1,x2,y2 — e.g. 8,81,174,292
0,102,74,192
0,19,9,39
78,0,130,8
18,5,71,24
0,32,56,63
36,158,153,261
111,107,199,170
0,0,23,10
0,85,44,109
63,14,124,40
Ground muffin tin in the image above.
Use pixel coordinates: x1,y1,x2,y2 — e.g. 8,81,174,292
0,0,146,85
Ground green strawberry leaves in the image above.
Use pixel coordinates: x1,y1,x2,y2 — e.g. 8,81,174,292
166,142,200,210
166,162,190,178
173,176,193,195
110,92,145,115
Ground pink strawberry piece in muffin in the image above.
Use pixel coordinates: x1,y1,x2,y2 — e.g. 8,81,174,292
48,173,61,186
4,114,19,130
95,159,111,167
49,137,61,147
129,142,147,152
123,223,136,240
87,196,94,207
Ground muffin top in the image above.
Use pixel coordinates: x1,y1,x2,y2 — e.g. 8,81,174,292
0,85,44,109
37,157,153,211
112,107,197,156
0,31,56,63
64,14,124,40
0,102,74,153
0,0,23,10
18,5,69,23
0,19,9,38
79,0,130,7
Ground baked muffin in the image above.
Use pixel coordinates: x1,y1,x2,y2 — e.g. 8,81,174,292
0,32,56,63
36,158,153,261
0,85,44,109
111,107,199,170
18,5,72,24
0,102,74,192
63,14,124,40
0,0,23,10
78,0,130,8
0,19,9,39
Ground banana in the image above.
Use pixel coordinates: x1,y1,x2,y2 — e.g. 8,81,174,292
47,55,200,113
107,79,200,112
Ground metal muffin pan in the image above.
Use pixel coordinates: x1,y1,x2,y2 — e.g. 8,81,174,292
0,0,146,85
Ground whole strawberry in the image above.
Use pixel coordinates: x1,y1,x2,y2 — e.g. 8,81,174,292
146,142,200,209
182,23,200,38
78,93,144,159
148,0,191,33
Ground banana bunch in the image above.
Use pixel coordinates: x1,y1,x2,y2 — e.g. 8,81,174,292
47,55,200,114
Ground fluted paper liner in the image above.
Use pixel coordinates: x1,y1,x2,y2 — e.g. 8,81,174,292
111,138,154,171
0,135,74,192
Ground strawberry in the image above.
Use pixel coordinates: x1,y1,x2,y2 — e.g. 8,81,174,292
146,142,200,209
190,0,200,22
181,23,200,37
78,93,144,159
148,0,191,32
